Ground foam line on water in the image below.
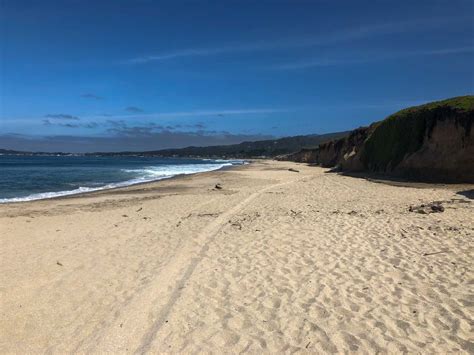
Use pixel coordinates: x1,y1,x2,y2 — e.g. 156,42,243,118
0,160,244,203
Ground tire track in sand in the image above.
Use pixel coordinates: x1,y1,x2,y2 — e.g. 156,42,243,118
134,177,302,354
71,196,235,354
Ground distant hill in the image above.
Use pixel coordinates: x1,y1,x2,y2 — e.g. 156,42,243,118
86,131,349,158
0,149,23,155
0,149,70,156
280,95,474,183
1,131,349,158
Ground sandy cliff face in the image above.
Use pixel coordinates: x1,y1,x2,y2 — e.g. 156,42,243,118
333,127,370,171
281,126,371,170
283,148,319,163
280,96,474,183
395,115,474,182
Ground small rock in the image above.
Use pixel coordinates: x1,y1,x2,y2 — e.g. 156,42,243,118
288,168,299,173
431,205,444,212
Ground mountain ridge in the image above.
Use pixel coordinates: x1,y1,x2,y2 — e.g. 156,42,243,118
0,131,349,157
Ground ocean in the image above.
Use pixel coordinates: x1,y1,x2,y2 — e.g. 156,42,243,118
0,155,244,203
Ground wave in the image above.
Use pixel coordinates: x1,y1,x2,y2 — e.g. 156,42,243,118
0,160,244,203
201,159,247,164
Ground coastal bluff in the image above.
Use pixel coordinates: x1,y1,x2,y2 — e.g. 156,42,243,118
279,96,474,183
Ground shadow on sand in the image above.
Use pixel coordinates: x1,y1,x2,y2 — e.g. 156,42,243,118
456,189,474,200
321,167,472,189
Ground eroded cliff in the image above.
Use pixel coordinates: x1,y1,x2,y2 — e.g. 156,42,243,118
280,96,474,183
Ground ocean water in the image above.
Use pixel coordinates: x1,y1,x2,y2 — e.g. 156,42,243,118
0,155,244,203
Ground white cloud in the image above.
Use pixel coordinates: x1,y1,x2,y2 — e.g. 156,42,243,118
125,17,471,64
86,108,289,120
271,46,474,70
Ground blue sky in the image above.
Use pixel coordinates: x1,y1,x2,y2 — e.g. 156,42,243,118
1,0,473,152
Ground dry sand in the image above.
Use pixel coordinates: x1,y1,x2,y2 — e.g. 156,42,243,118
0,160,473,353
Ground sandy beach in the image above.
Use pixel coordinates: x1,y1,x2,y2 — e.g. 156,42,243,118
0,160,472,353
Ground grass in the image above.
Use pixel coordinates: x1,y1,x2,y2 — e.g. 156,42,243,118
403,95,474,112
361,95,474,171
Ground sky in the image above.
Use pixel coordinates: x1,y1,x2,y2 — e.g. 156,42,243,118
1,0,473,152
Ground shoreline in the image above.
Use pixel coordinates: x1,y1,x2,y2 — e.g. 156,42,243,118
0,159,248,205
4,158,471,206
1,160,472,353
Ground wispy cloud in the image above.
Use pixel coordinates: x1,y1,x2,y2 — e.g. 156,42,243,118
88,108,287,121
272,46,474,70
44,113,80,120
193,123,206,129
128,48,233,64
420,46,474,55
35,108,287,133
125,106,145,113
104,119,257,139
82,122,100,129
1,107,289,128
81,93,104,100
125,17,470,64
42,119,98,129
0,131,275,153
272,58,368,70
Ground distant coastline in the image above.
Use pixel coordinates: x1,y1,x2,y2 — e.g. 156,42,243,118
3,95,473,183
0,131,348,159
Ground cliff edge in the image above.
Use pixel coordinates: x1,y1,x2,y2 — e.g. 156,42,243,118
280,96,474,183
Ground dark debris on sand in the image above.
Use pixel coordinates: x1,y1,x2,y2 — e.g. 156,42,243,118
409,202,445,214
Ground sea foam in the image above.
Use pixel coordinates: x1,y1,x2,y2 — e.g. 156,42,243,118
0,160,244,203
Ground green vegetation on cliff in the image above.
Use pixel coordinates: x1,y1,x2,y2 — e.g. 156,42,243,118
282,95,474,182
362,96,474,171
